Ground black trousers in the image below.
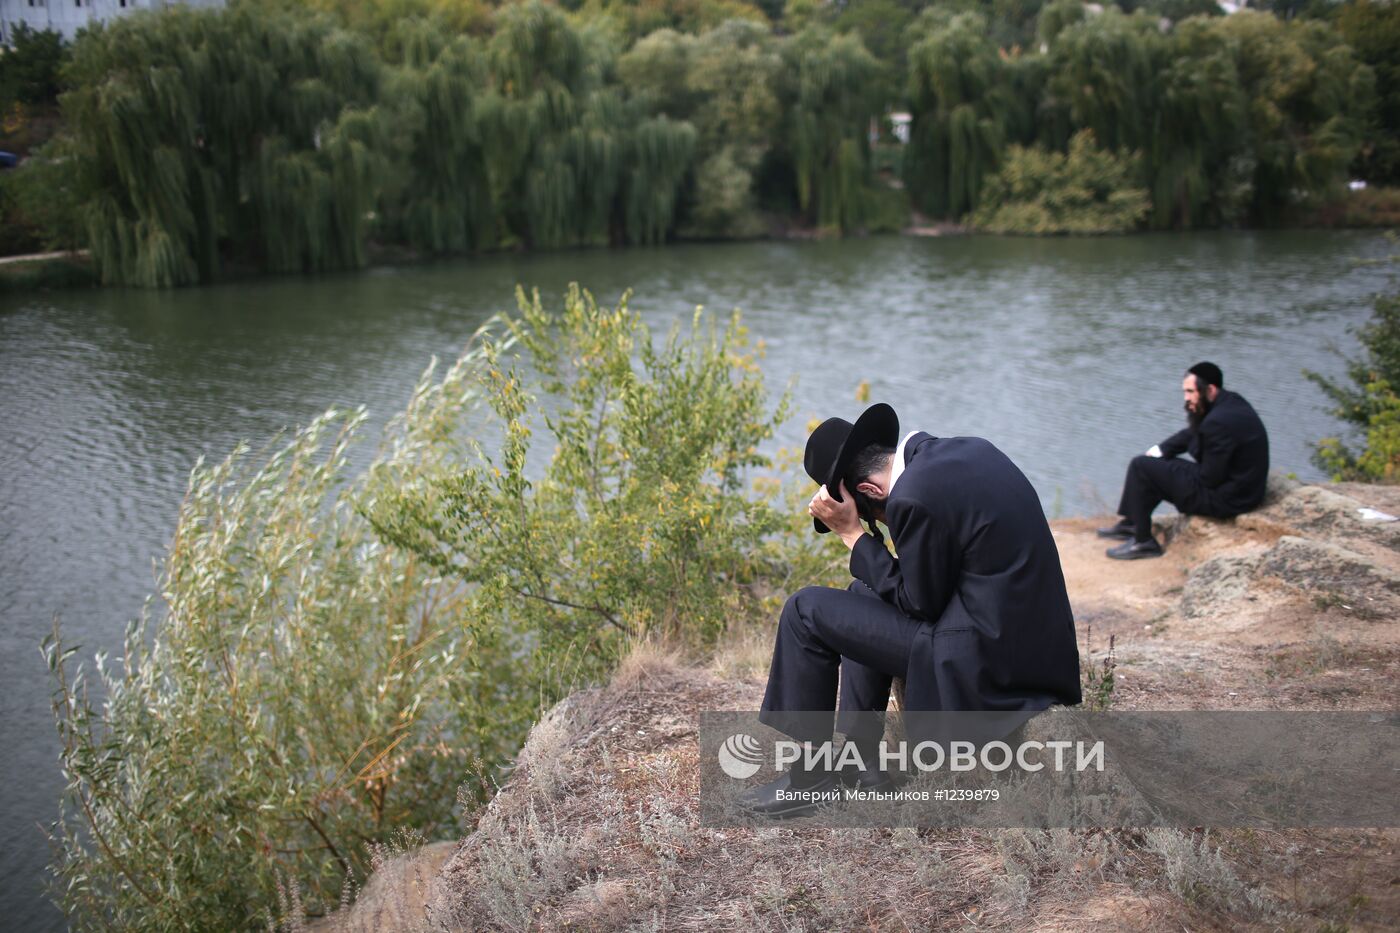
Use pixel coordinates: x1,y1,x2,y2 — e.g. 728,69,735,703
758,579,923,744
1115,454,1222,541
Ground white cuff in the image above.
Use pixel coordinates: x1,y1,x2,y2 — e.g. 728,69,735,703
1145,444,1163,458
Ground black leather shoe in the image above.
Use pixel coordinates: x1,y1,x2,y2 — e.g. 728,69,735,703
838,763,896,792
736,769,843,819
1106,537,1163,560
1096,519,1135,540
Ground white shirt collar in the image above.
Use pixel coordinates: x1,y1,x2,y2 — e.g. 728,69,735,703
888,430,918,494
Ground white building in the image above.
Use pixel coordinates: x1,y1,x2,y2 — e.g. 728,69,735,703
1,0,224,45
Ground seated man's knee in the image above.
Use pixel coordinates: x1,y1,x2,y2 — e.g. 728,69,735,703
1129,454,1153,473
782,586,825,625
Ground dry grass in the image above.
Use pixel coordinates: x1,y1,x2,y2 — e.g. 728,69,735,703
707,622,774,682
324,478,1400,931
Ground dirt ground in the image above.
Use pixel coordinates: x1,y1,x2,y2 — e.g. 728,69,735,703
320,477,1400,932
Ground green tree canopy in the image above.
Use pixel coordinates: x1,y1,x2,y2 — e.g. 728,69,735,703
63,5,386,286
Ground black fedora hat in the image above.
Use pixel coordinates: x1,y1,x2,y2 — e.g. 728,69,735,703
803,402,900,534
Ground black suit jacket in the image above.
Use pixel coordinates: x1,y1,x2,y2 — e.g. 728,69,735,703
1158,389,1270,515
848,433,1082,713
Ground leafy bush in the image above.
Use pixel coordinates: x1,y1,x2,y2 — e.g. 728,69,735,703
971,129,1150,235
44,331,545,929
863,182,910,233
0,23,67,107
1309,281,1400,483
0,137,86,252
44,285,819,928
367,284,794,664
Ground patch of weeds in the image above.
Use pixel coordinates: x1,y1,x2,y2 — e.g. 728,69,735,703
1144,829,1275,918
476,801,578,929
1081,625,1117,710
812,849,878,928
367,826,427,874
520,711,574,801
634,793,692,908
265,872,307,933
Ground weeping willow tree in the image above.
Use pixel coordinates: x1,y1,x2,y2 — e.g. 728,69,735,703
1146,18,1249,228
623,115,697,244
781,26,881,231
1043,8,1161,154
903,12,1025,220
482,1,695,247
63,5,387,286
618,20,780,238
380,20,495,253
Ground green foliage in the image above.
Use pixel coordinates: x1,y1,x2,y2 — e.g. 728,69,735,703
1309,269,1400,482
971,128,1150,234
1080,627,1116,711
379,23,495,253
1336,0,1400,185
1044,8,1160,153
18,0,1397,283
291,0,495,48
368,285,792,656
862,181,912,232
1116,0,1222,23
1037,0,1085,46
483,2,695,247
781,26,883,231
0,137,86,251
619,20,781,237
904,12,1027,220
0,23,68,107
1145,17,1251,228
1212,11,1374,224
44,332,543,929
574,0,771,44
63,5,387,285
834,0,916,82
42,287,833,927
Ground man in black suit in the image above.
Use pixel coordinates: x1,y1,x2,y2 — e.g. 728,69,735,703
1099,362,1270,560
738,403,1082,818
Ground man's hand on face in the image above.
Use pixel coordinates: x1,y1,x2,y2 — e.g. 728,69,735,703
810,480,865,548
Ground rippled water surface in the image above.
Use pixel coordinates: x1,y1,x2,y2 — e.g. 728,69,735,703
0,231,1390,927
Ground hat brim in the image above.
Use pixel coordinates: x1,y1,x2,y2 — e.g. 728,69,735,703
813,402,899,534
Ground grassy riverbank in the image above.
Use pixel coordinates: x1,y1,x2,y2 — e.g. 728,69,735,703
316,476,1400,931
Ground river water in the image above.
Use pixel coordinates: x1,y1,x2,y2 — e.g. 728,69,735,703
0,230,1391,927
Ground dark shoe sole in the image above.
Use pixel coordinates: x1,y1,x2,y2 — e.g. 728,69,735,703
737,775,842,819
1105,544,1164,560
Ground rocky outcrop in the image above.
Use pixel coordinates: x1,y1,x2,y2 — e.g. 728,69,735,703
321,476,1400,932
1176,475,1400,623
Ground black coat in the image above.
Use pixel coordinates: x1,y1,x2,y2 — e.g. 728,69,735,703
848,433,1082,713
1157,389,1270,516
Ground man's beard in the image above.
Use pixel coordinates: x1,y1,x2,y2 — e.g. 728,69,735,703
1185,395,1214,429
